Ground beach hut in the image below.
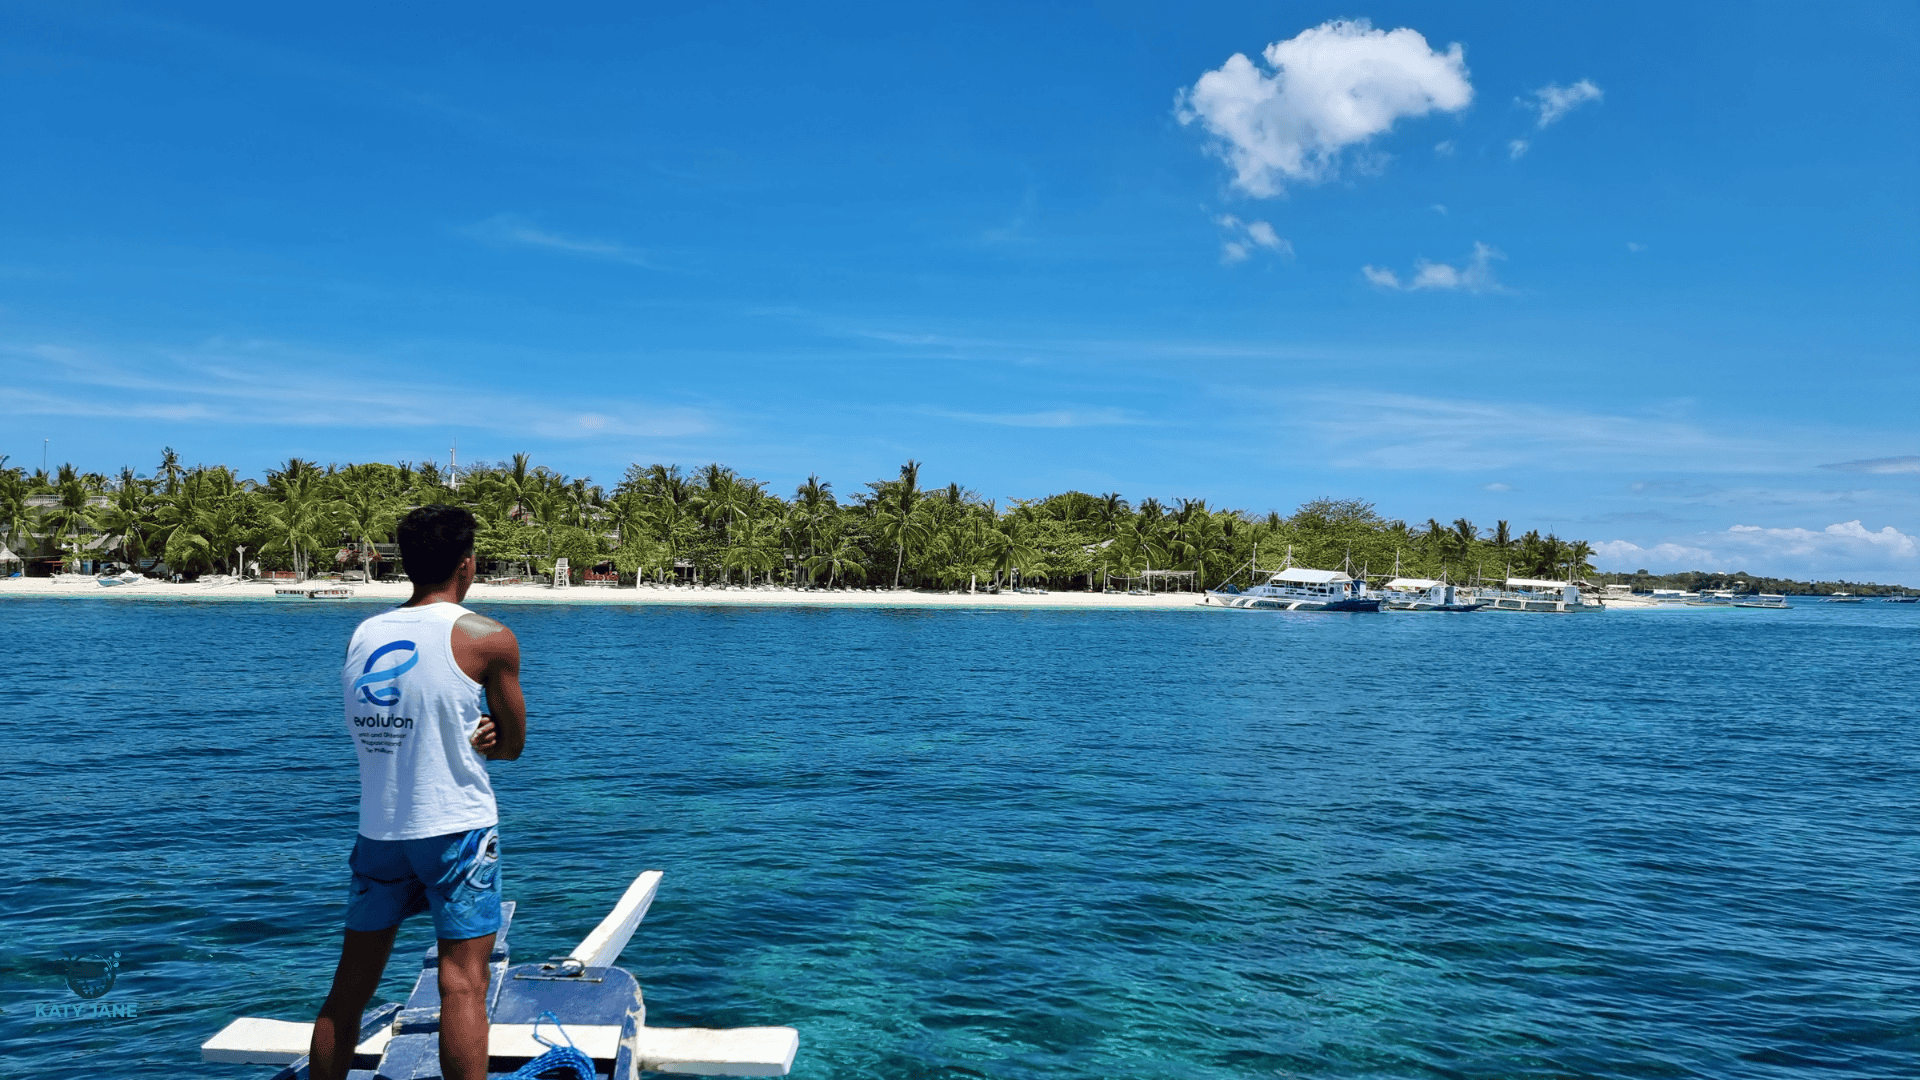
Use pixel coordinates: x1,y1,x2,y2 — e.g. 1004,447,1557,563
0,544,20,576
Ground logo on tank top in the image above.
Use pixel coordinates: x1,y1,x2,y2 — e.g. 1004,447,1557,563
354,640,419,707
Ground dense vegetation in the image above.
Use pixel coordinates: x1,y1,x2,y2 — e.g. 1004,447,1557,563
2,450,1602,587
1591,570,1910,597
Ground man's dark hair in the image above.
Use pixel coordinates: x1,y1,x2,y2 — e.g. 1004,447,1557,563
396,505,478,585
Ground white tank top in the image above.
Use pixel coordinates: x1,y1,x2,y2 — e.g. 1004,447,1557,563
341,602,498,841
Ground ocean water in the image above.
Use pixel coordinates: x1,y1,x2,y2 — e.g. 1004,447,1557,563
2,597,1916,1078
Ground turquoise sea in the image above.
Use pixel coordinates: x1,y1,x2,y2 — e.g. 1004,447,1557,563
1,597,1916,1077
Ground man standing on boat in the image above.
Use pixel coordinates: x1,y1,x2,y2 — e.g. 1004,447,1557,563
309,505,526,1080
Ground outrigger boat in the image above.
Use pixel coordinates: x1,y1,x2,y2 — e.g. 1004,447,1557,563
201,869,798,1078
1204,567,1381,612
1473,577,1604,614
1375,577,1484,612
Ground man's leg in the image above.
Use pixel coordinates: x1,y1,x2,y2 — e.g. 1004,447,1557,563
309,926,397,1080
437,933,496,1080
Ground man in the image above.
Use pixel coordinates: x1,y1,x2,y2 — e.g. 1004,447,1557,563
309,505,526,1080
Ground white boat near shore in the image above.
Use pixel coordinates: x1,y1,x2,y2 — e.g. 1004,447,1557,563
1204,567,1382,612
1598,584,1661,609
1377,577,1484,611
1473,577,1603,613
275,585,356,600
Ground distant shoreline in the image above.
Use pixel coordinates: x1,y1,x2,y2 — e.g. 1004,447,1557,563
0,577,1207,610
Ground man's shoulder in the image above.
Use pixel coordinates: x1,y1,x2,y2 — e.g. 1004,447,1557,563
453,611,518,655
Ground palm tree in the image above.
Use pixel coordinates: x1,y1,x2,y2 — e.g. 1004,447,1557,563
1567,539,1595,579
0,467,34,556
805,524,867,589
157,447,183,496
723,510,781,585
96,468,156,570
40,467,98,568
152,467,230,577
264,460,332,580
872,460,931,588
1104,521,1162,591
335,485,402,581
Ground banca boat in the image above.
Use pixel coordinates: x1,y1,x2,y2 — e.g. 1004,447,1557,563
1473,578,1603,614
1204,567,1381,612
1376,577,1484,612
201,869,798,1078
1596,584,1661,609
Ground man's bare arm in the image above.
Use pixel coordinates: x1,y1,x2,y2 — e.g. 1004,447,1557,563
454,613,526,761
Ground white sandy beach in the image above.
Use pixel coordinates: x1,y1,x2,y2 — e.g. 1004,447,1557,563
0,575,1208,610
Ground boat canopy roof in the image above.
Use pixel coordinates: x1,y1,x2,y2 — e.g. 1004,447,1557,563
1384,577,1440,589
1269,567,1351,584
1505,577,1571,589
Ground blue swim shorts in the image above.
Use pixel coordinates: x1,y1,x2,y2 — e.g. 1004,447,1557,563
345,826,502,941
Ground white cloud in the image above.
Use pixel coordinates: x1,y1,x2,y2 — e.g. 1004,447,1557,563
1433,140,1455,156
1821,455,1920,474
461,214,654,267
1363,242,1504,293
924,408,1141,429
1594,520,1920,580
1508,138,1530,159
1527,79,1603,128
1626,241,1646,252
1728,520,1918,560
1176,19,1473,196
1216,215,1292,263
1592,538,1717,569
1430,203,1448,215
1362,265,1402,288
1481,482,1512,492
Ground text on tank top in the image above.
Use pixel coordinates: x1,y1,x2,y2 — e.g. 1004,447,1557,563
341,601,497,841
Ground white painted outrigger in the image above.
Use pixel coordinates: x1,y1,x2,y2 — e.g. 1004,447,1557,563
1473,577,1603,613
202,869,798,1077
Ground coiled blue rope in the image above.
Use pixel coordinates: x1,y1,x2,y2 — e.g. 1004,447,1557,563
504,1010,598,1080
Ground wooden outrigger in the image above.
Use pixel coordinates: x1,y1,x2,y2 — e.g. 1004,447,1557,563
202,870,798,1077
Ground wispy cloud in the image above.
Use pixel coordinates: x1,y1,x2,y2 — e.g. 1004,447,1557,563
1508,138,1530,159
1821,455,1920,474
1363,242,1504,293
1303,391,1777,473
922,407,1144,429
1433,140,1455,156
1216,214,1292,263
1626,241,1646,252
0,338,706,439
1526,79,1604,128
460,214,655,267
1176,19,1472,196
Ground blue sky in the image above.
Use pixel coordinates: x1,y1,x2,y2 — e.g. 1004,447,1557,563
3,2,1916,582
